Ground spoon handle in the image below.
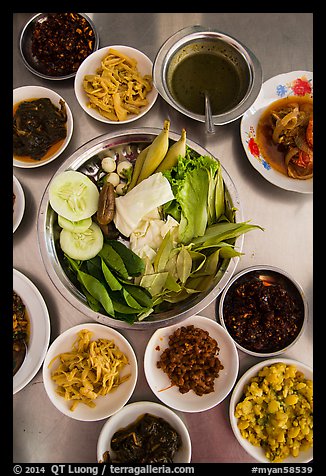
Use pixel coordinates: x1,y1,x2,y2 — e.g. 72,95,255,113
205,92,215,135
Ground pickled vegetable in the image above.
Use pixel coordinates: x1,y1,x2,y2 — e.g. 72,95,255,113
97,182,115,225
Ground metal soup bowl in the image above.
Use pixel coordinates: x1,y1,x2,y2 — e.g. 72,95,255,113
153,26,262,126
37,128,243,330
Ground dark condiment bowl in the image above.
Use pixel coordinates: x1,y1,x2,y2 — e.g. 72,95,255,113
153,25,262,126
218,265,308,357
19,13,99,80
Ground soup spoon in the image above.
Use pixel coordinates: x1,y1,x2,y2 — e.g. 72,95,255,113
204,91,215,135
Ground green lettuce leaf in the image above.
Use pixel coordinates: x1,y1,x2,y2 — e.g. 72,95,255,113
163,150,223,244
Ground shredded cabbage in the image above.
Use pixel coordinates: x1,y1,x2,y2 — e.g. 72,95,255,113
130,214,179,260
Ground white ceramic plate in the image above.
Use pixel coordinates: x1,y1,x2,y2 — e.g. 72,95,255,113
13,269,51,394
13,175,25,233
13,86,73,168
229,358,313,463
240,71,313,193
43,323,138,421
97,401,192,463
144,315,239,412
74,45,158,124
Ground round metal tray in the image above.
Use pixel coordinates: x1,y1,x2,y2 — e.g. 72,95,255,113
37,128,244,330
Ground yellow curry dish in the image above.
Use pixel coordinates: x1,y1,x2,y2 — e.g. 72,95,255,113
234,362,313,462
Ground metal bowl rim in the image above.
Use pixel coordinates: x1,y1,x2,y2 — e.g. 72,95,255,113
38,127,244,330
218,264,309,357
19,12,100,81
153,26,262,125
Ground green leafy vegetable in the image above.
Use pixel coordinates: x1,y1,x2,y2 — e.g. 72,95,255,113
107,239,145,276
63,238,154,323
163,149,224,244
176,245,192,284
98,243,129,279
65,256,115,317
192,221,264,247
101,259,122,291
57,134,264,323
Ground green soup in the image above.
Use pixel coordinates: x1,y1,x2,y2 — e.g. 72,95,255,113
170,53,242,115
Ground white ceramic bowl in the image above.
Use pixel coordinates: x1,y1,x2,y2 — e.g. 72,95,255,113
240,71,313,194
97,401,192,463
74,45,158,124
13,269,51,394
229,358,313,463
144,315,239,412
42,323,138,421
13,86,73,168
13,175,25,233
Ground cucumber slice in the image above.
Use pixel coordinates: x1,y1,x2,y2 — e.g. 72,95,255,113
60,221,104,261
58,215,92,233
49,170,99,221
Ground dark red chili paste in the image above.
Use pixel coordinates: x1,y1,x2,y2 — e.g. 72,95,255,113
222,271,304,353
31,13,95,76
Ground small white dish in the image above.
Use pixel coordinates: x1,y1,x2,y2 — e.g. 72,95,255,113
13,175,25,233
13,86,73,168
43,323,138,421
97,401,192,463
240,71,313,194
229,358,313,463
13,269,51,394
144,315,239,412
74,45,158,124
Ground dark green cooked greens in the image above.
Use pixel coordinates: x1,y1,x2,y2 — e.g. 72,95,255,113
101,413,182,463
13,98,67,160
